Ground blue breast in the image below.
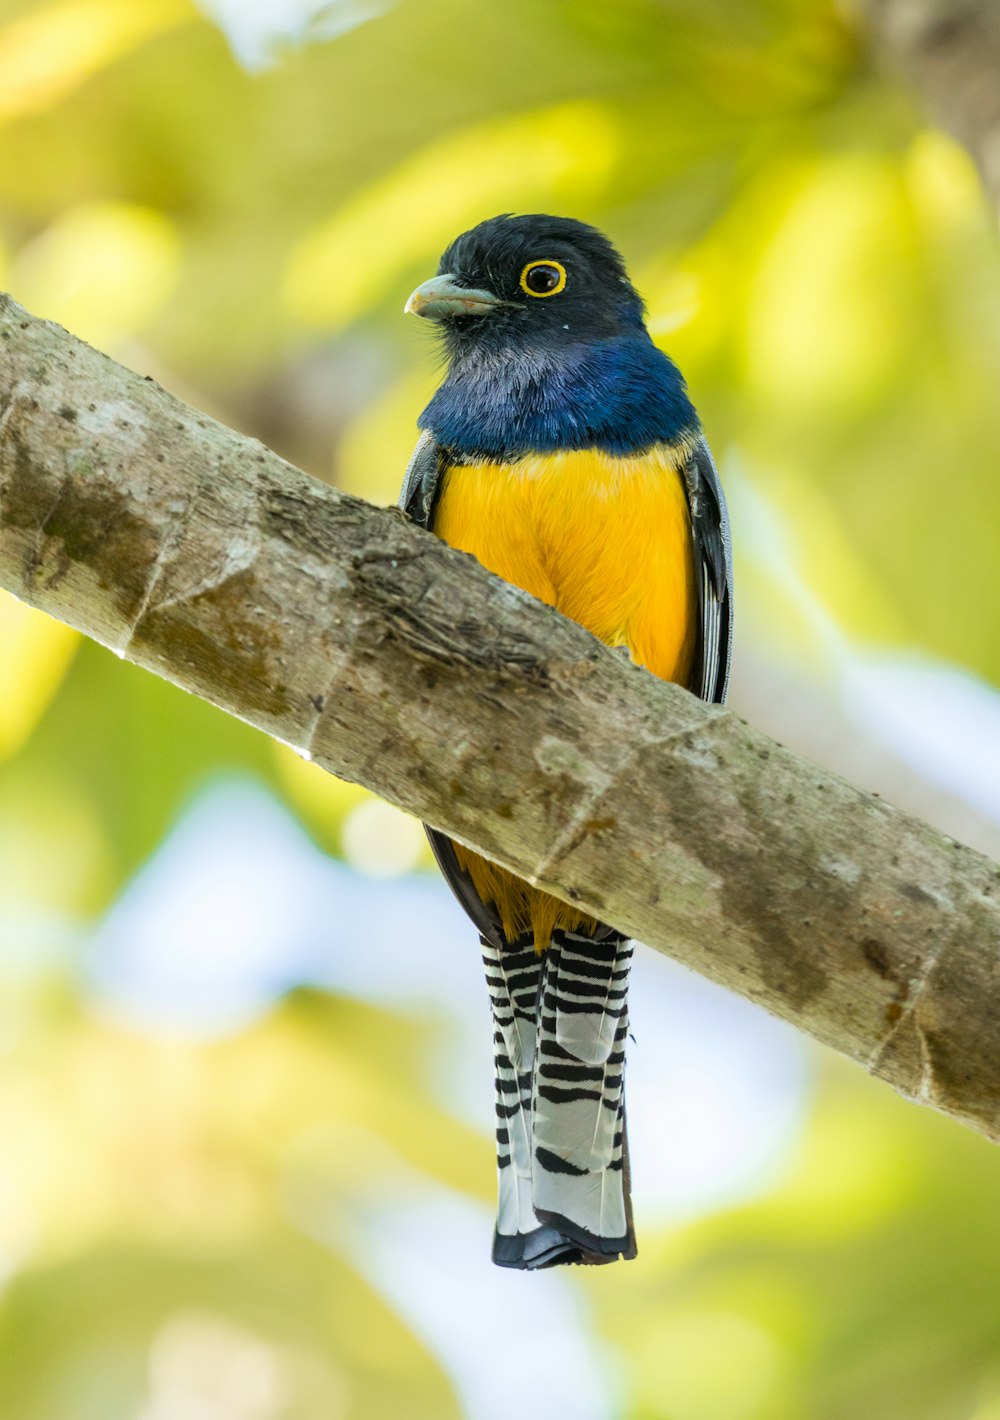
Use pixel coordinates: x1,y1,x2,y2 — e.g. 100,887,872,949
420,332,698,460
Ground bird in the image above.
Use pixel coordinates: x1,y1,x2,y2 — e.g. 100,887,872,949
399,213,732,1269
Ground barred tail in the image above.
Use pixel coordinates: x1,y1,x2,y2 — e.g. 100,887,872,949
483,936,538,1250
483,929,636,1269
483,935,577,1267
531,930,636,1262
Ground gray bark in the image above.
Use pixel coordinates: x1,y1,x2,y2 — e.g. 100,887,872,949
1,294,998,1144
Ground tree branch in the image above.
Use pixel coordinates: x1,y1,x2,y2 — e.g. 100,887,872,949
859,0,1000,209
1,293,998,1143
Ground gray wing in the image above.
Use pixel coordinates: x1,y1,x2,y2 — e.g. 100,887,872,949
682,435,734,705
398,429,445,530
399,432,509,947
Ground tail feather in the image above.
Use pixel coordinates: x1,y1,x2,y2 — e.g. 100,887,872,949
484,929,637,1269
483,937,543,1247
532,933,635,1258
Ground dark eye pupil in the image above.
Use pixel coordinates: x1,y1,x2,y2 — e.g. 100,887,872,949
527,264,561,293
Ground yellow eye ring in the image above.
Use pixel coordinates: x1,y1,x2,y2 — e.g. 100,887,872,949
520,259,567,298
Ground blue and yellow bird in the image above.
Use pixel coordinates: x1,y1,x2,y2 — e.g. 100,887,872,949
400,214,733,1269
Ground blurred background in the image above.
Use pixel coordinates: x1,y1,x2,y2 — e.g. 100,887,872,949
1,0,1000,1416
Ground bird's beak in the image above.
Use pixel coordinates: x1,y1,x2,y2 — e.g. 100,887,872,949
405,273,501,320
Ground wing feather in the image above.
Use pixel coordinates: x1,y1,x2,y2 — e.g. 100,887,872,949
682,435,734,705
398,429,444,528
399,435,511,949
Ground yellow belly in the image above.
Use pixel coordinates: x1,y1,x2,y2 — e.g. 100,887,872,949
433,444,697,948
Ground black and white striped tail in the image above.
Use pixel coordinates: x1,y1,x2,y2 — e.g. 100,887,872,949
483,929,636,1269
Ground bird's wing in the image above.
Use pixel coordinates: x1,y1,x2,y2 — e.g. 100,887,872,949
398,428,445,528
681,434,734,704
399,433,509,950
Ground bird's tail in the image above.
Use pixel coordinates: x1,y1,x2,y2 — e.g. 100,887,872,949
483,928,636,1269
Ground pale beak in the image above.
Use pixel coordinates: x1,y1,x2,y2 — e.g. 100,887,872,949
405,273,501,320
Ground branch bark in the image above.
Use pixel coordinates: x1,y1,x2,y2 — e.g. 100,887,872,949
859,0,1000,209
1,293,998,1143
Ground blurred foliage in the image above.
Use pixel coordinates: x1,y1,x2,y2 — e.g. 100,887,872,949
1,0,1000,1414
591,1062,1000,1420
0,990,477,1420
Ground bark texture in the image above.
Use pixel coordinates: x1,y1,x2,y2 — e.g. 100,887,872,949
860,0,1000,208
1,294,998,1144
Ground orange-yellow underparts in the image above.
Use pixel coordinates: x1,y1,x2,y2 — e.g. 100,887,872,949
432,443,697,950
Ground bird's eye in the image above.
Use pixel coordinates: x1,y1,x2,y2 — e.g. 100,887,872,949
520,260,567,298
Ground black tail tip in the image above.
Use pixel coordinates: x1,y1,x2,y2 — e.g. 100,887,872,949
493,1218,637,1270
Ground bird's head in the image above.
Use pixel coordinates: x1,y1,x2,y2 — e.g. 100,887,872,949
405,213,646,361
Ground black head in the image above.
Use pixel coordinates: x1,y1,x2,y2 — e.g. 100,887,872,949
405,213,646,358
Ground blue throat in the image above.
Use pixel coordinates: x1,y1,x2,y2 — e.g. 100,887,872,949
419,332,698,460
